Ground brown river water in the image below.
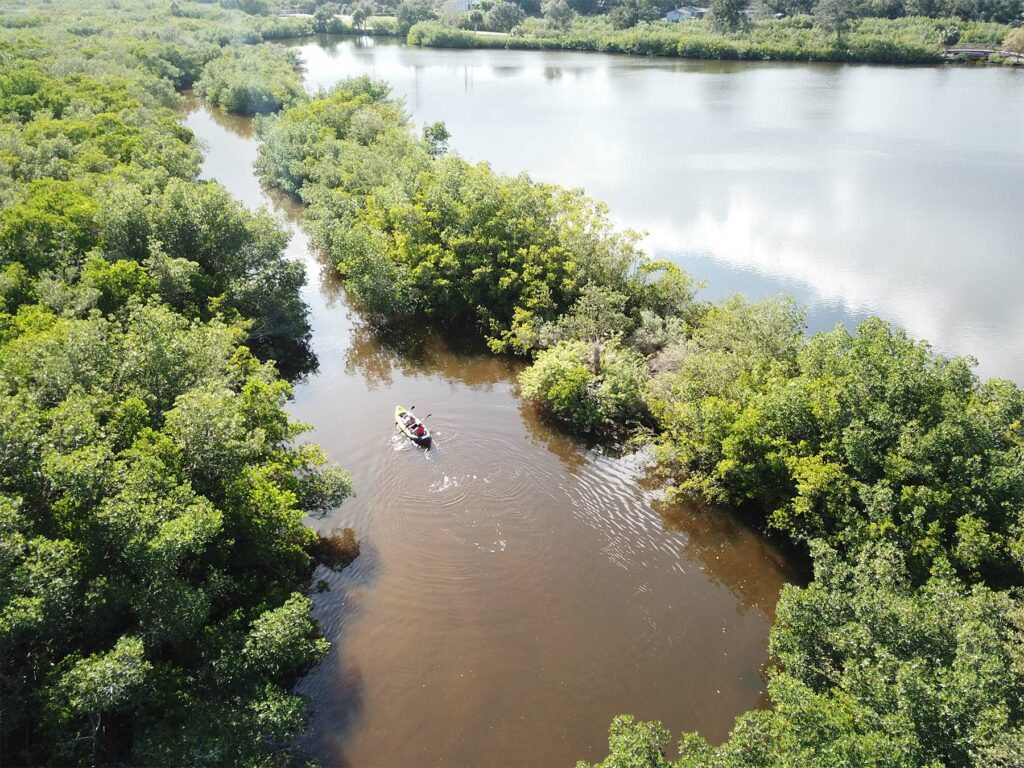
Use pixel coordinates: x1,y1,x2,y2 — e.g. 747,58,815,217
184,38,1024,766
183,90,795,765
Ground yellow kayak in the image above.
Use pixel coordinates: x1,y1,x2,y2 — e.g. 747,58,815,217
395,406,431,447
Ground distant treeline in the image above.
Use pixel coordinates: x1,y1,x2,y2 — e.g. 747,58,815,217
163,0,1020,65
408,15,1017,64
278,0,1022,27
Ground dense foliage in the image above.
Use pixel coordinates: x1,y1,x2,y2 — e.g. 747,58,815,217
6,1,1023,766
649,315,1024,585
0,305,349,766
195,44,305,114
0,3,353,764
255,78,697,362
520,339,648,429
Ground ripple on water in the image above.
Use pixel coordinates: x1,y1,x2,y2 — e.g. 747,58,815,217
185,91,803,768
371,425,571,608
560,453,688,564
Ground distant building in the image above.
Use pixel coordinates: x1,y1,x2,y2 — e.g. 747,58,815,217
441,0,479,12
665,5,707,21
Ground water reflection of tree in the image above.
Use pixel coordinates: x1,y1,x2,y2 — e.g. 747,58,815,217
295,535,380,767
492,65,526,78
343,319,518,392
266,186,306,224
312,527,361,572
315,263,351,311
651,488,800,621
183,92,257,138
343,322,423,388
261,335,319,382
515,396,590,474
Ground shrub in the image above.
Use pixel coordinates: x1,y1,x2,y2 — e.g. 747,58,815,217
408,20,480,46
195,44,305,115
1005,26,1024,51
520,339,648,430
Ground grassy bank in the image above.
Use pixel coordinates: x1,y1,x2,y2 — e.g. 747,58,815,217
409,15,1015,64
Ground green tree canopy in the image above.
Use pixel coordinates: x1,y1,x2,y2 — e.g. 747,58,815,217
397,0,438,31
543,0,577,28
489,0,529,30
0,8,351,764
195,45,305,115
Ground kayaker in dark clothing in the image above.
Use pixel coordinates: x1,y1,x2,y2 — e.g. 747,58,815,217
412,423,426,438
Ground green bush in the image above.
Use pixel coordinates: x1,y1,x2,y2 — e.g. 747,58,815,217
1005,26,1024,51
520,339,648,430
408,20,481,46
195,44,305,115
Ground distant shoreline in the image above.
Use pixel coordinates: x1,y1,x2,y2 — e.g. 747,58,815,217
405,18,1022,67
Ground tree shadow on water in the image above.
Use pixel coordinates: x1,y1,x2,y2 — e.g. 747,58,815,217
296,535,382,768
298,654,365,768
646,483,806,621
312,527,361,572
256,334,320,383
516,397,592,475
343,318,520,392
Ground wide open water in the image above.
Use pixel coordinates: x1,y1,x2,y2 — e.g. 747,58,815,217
297,37,1024,383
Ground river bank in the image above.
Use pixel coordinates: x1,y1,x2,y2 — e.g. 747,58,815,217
406,15,1019,65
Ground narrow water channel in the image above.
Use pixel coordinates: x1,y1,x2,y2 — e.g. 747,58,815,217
184,99,796,766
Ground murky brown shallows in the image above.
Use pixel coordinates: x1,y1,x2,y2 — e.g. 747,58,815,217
184,99,794,766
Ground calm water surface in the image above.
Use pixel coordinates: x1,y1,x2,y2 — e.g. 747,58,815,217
184,94,794,766
297,37,1024,383
184,42,1021,767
